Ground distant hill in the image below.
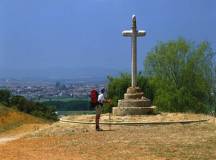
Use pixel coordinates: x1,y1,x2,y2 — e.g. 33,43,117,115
0,104,45,133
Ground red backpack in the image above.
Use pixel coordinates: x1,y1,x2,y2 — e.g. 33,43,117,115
90,89,98,104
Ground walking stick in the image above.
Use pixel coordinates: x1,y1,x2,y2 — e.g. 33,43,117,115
109,112,111,131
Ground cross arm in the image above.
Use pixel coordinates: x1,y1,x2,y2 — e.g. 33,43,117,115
122,30,147,37
136,30,146,37
122,30,133,37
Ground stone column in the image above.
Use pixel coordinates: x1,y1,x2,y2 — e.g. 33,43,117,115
122,15,146,89
131,16,137,88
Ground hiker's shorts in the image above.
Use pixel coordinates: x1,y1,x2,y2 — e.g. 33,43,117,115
95,105,102,115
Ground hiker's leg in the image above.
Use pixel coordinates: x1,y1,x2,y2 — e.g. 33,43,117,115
96,105,103,131
98,106,102,130
98,113,100,126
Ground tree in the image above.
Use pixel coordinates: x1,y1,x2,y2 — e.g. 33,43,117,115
0,89,11,106
144,38,215,113
107,73,131,104
9,94,58,121
10,95,28,111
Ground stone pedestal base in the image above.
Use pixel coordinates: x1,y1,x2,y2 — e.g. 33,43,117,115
112,87,156,116
113,106,156,116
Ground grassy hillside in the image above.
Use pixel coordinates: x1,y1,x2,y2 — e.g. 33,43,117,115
0,103,45,133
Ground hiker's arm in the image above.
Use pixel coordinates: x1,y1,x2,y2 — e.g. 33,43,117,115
104,99,112,104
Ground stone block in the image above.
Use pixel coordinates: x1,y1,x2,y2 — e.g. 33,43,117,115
118,99,151,108
126,87,142,93
113,106,156,116
124,92,144,99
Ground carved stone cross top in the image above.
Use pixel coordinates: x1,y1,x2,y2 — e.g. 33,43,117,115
122,15,146,88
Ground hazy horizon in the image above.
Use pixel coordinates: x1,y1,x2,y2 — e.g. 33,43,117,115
1,0,216,79
0,66,123,81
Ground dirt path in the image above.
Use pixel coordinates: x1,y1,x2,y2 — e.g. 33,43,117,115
0,123,50,144
0,137,20,144
0,114,215,160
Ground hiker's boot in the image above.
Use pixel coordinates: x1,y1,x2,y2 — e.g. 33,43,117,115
96,125,99,130
96,127,103,131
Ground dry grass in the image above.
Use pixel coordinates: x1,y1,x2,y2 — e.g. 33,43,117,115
65,112,211,123
0,104,45,133
0,113,215,160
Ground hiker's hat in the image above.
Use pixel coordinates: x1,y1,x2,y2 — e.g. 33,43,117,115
101,88,105,93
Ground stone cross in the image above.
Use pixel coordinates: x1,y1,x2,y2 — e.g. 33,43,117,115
122,15,146,88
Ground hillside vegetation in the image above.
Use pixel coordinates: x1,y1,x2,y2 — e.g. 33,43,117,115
0,90,58,121
0,103,45,133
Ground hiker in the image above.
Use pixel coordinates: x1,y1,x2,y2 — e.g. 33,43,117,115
95,88,106,131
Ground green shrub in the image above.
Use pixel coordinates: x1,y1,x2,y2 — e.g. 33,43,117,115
145,38,215,113
0,89,11,106
102,104,112,114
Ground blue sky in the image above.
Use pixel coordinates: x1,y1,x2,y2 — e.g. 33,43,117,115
0,0,215,79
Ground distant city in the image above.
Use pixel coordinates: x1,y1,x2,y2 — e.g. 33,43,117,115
0,78,105,101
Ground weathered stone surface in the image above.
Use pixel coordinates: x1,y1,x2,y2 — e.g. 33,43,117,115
124,87,144,99
124,92,144,99
118,99,151,108
126,87,142,94
113,106,156,116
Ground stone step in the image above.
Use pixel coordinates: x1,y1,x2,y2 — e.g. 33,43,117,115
113,106,156,116
118,99,151,107
124,92,144,99
126,87,142,93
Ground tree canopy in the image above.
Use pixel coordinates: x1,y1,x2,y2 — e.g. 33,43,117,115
144,38,216,113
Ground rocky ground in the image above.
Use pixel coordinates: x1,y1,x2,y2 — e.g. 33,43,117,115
0,113,216,160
